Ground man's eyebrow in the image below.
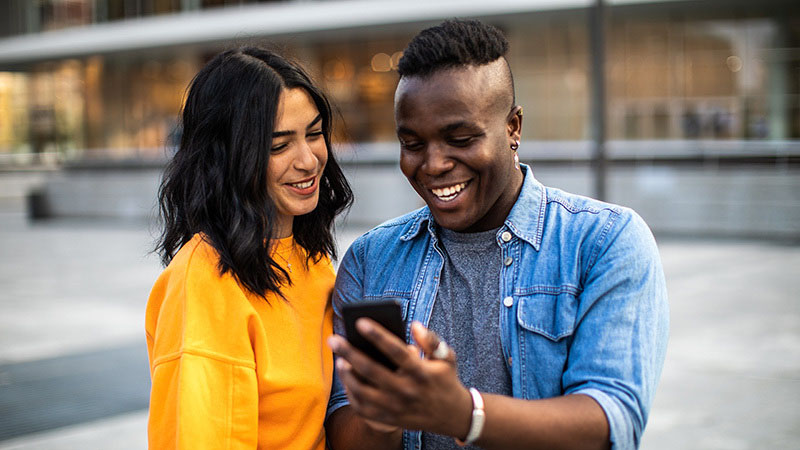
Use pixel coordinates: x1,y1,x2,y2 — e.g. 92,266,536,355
396,126,418,136
273,114,323,137
440,121,477,133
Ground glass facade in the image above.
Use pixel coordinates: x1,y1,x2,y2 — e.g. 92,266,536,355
0,1,797,163
607,17,799,140
0,0,287,36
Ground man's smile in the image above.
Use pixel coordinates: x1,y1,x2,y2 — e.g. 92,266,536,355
429,180,470,202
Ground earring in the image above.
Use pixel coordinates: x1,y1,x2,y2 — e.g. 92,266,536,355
511,140,520,169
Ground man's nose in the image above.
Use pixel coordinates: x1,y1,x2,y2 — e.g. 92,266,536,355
422,144,454,176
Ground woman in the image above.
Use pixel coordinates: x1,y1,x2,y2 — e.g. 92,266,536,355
146,47,352,449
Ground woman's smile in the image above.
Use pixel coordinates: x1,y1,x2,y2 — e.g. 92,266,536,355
286,175,319,195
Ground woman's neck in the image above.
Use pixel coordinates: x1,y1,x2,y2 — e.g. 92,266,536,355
273,213,293,239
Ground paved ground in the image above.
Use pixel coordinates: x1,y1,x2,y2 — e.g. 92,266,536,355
0,218,797,449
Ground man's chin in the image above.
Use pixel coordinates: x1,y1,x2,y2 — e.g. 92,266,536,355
427,209,473,232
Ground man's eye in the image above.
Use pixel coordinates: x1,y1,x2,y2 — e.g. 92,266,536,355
400,140,423,151
449,137,472,147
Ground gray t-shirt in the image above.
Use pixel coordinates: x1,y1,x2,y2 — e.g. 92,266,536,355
421,226,513,450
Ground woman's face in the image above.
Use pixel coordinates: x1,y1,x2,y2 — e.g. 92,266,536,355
267,88,328,238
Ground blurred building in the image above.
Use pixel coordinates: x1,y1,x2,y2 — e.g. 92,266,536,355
0,0,798,237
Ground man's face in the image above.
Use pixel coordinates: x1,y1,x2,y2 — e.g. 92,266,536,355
394,61,523,232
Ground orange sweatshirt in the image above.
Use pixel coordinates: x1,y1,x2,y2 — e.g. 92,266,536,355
145,234,334,450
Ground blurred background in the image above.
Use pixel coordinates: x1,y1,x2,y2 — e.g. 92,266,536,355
0,0,797,449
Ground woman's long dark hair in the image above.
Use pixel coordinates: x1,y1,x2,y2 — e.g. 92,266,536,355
156,47,352,298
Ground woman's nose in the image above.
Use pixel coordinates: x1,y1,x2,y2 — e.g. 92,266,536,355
292,140,319,171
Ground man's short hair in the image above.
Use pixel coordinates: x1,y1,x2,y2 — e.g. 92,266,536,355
398,19,514,103
398,19,509,77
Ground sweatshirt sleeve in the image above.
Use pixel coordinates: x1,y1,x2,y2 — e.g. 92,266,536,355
146,239,261,450
148,351,258,450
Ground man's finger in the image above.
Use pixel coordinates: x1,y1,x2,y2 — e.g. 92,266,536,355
329,334,394,381
411,321,456,365
336,358,401,423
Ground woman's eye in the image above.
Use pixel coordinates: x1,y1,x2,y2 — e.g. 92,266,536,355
270,143,287,153
307,130,324,138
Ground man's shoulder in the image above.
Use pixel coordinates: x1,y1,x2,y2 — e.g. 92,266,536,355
543,185,626,217
537,184,650,245
374,206,428,230
347,207,428,258
357,207,427,241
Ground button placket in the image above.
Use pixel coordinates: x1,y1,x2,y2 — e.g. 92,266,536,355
498,230,515,381
500,229,514,309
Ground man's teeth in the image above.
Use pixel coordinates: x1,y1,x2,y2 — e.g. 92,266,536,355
291,180,313,189
431,182,467,201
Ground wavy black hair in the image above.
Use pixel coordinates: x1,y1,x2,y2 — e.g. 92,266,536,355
156,47,352,299
398,18,515,103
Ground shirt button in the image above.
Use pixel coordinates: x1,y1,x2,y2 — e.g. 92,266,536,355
501,231,512,242
508,357,513,365
503,296,514,307
504,256,513,266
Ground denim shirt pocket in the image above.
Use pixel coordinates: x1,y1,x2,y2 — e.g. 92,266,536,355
514,290,578,399
516,292,577,340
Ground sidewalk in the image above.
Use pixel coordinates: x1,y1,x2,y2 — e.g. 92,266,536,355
0,219,797,449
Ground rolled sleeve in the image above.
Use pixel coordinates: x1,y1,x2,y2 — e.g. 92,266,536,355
574,387,636,450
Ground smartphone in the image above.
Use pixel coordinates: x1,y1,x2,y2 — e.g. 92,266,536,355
342,300,405,371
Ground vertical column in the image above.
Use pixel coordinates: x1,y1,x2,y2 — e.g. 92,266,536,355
589,0,607,201
767,20,789,140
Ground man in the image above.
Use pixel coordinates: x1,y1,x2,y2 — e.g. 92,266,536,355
326,19,668,450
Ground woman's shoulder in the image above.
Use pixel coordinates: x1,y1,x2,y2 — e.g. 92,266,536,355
163,233,253,305
167,234,220,273
147,234,259,363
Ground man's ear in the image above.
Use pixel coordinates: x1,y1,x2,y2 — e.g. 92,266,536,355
507,105,523,144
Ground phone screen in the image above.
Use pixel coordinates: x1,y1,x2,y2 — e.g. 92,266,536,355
341,300,405,371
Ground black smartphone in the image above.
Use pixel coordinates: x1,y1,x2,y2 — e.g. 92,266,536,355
342,300,405,371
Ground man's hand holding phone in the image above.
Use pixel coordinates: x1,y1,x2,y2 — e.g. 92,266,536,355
327,308,472,440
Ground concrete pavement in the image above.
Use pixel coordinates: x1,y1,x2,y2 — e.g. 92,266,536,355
0,218,797,449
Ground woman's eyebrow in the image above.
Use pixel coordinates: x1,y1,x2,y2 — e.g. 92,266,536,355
306,115,322,129
273,115,322,137
272,129,294,137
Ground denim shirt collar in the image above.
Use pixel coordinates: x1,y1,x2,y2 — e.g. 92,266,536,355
398,164,545,251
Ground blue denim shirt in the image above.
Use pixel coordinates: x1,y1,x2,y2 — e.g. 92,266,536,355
328,165,669,450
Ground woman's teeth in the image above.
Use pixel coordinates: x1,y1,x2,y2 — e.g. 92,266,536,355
291,179,314,189
431,182,467,202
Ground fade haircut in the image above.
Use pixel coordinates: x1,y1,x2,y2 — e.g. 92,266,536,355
397,19,515,104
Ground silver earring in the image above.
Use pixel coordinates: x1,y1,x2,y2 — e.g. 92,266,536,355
511,140,521,169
